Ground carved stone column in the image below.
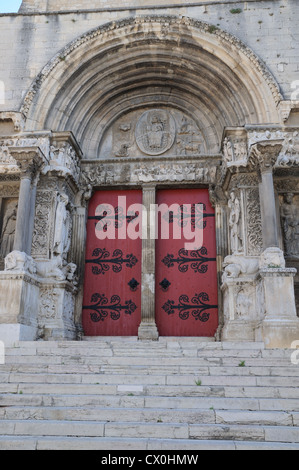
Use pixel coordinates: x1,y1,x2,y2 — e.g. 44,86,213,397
0,147,44,345
250,141,283,250
71,195,89,339
138,185,159,340
249,140,299,348
9,147,44,254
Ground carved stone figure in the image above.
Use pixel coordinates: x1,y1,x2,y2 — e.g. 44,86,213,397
5,250,37,275
36,260,77,283
53,194,71,267
228,191,243,254
259,247,286,269
281,193,299,257
277,132,299,166
135,109,176,155
223,138,233,163
0,200,17,258
222,254,259,281
223,137,247,165
36,259,67,281
233,139,248,162
115,143,130,158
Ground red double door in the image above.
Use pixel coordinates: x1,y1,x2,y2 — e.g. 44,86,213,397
83,189,218,337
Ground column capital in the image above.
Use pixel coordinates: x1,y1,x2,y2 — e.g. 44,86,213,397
9,146,45,180
249,140,283,174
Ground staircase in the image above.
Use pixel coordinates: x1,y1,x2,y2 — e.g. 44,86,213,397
0,338,299,450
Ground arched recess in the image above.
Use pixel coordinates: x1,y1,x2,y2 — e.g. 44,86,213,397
21,16,282,159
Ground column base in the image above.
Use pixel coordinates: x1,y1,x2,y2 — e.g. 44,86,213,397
260,319,299,349
0,324,37,346
258,267,299,348
138,322,159,341
0,270,40,346
221,275,260,343
37,280,77,341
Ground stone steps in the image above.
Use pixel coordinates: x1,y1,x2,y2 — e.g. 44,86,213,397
2,436,299,451
0,339,299,450
0,419,299,444
1,383,298,398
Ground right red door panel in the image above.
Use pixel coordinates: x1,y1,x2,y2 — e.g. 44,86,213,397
155,189,219,337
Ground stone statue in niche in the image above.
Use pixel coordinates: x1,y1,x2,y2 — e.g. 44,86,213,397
280,193,299,258
53,194,71,267
228,191,243,254
0,199,18,259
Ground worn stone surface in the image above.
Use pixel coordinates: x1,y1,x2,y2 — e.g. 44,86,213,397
0,340,298,449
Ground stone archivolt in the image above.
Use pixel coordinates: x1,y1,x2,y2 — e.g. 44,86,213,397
21,16,280,160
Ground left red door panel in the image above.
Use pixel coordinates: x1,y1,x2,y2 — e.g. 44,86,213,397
82,190,142,336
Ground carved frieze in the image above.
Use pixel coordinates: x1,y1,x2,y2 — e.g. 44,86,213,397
80,158,218,189
222,128,248,168
276,131,299,167
43,141,81,184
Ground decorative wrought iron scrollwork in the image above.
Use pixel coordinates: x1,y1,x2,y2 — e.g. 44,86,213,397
86,248,138,275
83,293,137,322
162,293,217,322
163,202,214,229
162,247,216,274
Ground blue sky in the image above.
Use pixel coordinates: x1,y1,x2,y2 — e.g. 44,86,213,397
0,1,22,13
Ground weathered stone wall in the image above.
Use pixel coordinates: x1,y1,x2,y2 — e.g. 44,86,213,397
0,0,298,115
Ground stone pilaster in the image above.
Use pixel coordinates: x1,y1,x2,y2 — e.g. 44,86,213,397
138,185,159,341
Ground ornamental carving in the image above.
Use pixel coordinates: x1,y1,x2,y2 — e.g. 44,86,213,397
38,287,58,320
280,193,299,258
32,191,54,258
276,131,299,167
100,108,205,159
246,188,263,256
135,109,174,155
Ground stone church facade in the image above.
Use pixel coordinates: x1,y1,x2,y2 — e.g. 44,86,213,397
0,0,298,348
